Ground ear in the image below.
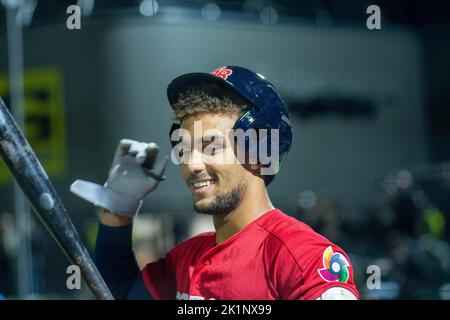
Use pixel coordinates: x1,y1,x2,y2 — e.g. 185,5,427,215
245,163,263,175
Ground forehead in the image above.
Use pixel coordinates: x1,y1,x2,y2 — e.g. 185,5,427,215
180,113,238,133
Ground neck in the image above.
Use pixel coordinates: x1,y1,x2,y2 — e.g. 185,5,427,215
213,182,274,245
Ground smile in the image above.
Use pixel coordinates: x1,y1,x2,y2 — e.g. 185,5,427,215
191,179,216,193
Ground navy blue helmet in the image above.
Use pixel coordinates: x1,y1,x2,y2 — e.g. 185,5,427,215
167,66,292,185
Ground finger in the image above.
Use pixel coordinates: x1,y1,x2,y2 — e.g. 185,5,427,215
115,140,146,168
111,139,134,170
119,139,133,155
141,142,159,169
129,141,152,162
148,156,168,181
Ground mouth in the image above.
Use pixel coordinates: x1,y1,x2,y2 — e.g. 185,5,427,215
191,178,216,195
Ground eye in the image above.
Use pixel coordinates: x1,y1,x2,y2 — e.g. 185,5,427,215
210,143,223,155
180,148,191,157
174,143,191,164
203,141,224,157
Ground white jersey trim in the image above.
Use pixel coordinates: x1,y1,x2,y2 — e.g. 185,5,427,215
316,287,357,300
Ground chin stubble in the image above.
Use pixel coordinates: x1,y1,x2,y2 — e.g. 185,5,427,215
194,182,247,215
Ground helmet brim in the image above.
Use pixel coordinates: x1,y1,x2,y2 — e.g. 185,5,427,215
167,72,238,107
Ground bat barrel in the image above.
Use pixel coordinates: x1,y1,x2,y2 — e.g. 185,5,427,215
0,97,114,300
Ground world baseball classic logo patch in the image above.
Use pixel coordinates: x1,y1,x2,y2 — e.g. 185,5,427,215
317,246,350,283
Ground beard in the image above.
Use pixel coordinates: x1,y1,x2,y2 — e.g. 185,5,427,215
193,182,246,215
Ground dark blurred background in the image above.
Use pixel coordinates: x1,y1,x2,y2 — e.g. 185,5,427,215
0,0,449,299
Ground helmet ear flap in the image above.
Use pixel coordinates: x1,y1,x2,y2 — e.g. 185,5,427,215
234,110,286,186
234,111,274,168
169,122,181,148
234,110,258,165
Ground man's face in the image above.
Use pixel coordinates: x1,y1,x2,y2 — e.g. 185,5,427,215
179,112,249,215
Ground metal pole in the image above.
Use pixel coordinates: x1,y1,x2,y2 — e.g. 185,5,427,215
3,0,33,298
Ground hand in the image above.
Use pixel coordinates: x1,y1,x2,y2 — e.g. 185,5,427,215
70,139,168,218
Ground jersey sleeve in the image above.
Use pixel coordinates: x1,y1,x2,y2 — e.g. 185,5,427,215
297,243,359,300
267,236,359,300
141,251,177,300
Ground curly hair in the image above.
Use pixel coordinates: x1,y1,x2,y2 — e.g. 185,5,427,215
171,83,249,121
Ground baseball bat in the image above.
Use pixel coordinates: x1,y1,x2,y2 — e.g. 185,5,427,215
0,97,114,300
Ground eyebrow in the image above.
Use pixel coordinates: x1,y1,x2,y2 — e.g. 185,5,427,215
196,133,226,143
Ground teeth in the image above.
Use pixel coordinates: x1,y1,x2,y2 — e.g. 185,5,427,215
193,180,214,188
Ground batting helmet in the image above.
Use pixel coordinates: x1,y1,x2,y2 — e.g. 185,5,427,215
167,65,293,185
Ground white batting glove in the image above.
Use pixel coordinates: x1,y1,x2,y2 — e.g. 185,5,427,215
70,139,168,218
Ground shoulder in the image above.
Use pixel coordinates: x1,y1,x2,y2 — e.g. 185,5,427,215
258,210,334,252
258,210,348,271
258,210,358,299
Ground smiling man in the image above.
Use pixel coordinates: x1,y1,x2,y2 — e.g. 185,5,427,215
71,66,358,300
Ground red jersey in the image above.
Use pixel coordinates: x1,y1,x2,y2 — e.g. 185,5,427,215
142,209,359,300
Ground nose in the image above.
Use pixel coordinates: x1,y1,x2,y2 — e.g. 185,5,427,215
185,148,206,173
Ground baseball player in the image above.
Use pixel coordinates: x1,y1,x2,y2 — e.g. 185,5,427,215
71,66,358,300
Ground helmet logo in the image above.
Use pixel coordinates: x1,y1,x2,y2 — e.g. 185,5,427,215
212,67,233,80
